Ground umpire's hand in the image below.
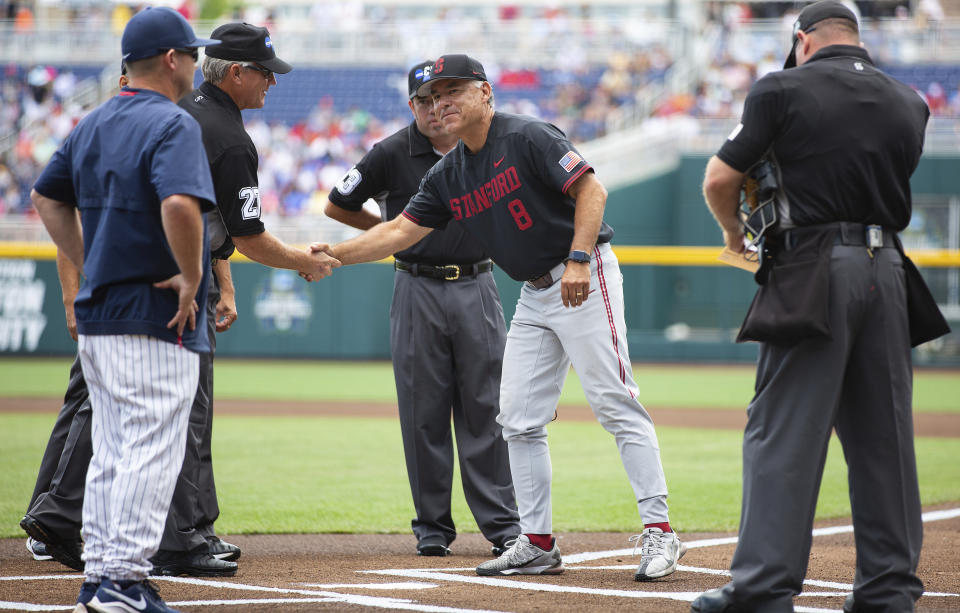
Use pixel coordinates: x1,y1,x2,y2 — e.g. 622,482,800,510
299,244,341,282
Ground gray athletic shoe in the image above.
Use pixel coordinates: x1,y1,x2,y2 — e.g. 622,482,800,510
476,535,564,576
632,527,686,581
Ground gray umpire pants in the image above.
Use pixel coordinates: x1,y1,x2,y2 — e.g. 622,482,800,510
723,243,924,612
158,274,221,552
390,268,520,547
26,279,221,554
26,355,91,540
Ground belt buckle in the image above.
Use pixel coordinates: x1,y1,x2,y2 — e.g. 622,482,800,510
443,264,461,281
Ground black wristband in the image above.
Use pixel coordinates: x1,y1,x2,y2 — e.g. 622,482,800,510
564,250,591,264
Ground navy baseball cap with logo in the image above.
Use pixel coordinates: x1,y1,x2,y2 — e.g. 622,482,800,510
784,0,858,69
416,54,487,97
205,22,292,74
121,7,220,64
408,60,434,99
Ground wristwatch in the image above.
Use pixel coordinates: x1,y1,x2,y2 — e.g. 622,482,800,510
564,250,591,264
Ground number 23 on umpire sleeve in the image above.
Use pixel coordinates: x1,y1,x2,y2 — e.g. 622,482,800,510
239,187,261,220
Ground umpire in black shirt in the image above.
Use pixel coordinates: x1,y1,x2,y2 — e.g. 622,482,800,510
153,22,335,576
696,2,944,611
325,61,520,557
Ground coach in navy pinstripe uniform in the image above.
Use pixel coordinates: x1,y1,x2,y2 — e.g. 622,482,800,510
31,8,219,612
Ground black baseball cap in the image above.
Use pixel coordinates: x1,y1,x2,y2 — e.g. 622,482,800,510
204,22,292,74
408,60,434,99
415,54,487,97
121,7,220,64
784,1,858,69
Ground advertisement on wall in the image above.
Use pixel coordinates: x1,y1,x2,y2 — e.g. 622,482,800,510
0,259,47,352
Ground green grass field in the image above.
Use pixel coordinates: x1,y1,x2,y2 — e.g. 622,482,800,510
1,358,958,539
2,357,959,411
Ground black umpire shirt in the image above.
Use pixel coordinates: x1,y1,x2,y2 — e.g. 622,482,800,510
403,112,613,281
717,45,928,231
179,81,266,259
329,121,487,266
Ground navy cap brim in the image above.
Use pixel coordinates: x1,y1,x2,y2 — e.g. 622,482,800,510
123,38,221,63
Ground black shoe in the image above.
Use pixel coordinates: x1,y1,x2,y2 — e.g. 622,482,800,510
843,594,855,612
206,535,241,562
150,551,238,577
20,515,84,571
690,588,747,613
416,535,450,557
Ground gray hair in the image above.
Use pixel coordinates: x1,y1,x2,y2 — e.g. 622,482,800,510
202,56,235,84
474,79,495,108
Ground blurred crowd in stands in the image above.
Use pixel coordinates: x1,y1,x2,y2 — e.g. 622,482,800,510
1,0,957,219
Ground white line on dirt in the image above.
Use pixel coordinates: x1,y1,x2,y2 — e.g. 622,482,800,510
296,582,438,590
0,602,70,611
153,576,507,613
564,506,960,565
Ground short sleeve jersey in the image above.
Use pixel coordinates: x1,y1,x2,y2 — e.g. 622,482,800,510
329,121,487,265
178,81,265,258
34,87,215,352
402,112,613,281
717,45,928,230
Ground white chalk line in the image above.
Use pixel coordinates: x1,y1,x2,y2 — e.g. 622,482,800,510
3,506,958,611
297,582,439,590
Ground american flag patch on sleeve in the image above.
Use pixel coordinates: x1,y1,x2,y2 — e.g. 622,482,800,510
558,151,582,172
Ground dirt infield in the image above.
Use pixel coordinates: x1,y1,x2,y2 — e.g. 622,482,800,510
2,507,958,612
4,396,960,437
3,398,958,611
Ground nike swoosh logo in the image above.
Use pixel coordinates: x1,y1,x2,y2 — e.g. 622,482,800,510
494,156,505,167
101,588,148,611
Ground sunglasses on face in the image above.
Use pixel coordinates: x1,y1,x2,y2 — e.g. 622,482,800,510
164,47,199,62
242,63,273,79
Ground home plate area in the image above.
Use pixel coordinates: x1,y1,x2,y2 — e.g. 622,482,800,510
2,508,958,613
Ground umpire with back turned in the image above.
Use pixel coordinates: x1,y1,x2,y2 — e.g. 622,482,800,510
696,1,949,611
324,61,520,557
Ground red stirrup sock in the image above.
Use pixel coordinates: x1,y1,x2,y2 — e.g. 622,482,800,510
644,522,672,533
525,533,553,550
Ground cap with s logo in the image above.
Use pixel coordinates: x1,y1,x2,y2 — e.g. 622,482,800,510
415,54,487,97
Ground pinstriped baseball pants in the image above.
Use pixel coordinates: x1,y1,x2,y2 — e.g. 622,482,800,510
498,243,670,534
78,334,199,581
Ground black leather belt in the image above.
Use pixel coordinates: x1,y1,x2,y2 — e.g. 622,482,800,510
781,222,896,251
394,259,492,281
527,270,557,290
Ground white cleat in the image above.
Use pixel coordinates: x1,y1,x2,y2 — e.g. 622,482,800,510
632,527,686,581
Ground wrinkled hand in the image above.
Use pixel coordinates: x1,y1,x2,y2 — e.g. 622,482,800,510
153,274,199,337
299,243,341,282
215,292,237,332
560,261,591,308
